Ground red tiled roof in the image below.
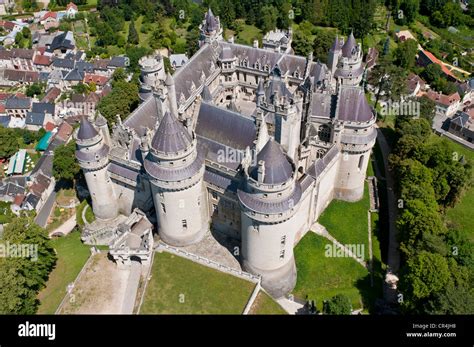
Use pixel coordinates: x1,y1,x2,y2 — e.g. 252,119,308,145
420,50,457,80
56,122,73,141
44,121,56,131
0,20,15,31
67,2,78,10
33,54,52,66
42,11,58,21
424,90,461,107
0,104,5,113
0,93,12,101
84,73,109,86
13,194,25,206
41,87,61,103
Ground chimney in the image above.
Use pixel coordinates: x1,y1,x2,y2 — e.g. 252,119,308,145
257,160,265,183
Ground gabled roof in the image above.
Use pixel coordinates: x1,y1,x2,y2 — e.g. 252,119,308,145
5,96,32,109
151,111,192,153
64,68,84,81
32,102,55,114
249,138,293,184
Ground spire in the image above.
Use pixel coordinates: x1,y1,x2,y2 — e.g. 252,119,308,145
165,72,174,86
77,116,98,140
151,111,192,154
330,35,340,52
249,138,293,184
205,7,218,32
255,116,269,152
341,31,356,57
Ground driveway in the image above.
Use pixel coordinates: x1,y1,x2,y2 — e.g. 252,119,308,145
35,190,56,228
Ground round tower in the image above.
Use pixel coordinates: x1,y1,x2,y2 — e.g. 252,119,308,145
238,138,301,298
144,111,209,246
334,32,364,87
139,54,166,101
75,117,118,220
334,87,377,201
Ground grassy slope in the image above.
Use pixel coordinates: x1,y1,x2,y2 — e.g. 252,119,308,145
37,231,90,314
141,252,255,314
249,291,287,315
293,232,369,311
318,184,370,260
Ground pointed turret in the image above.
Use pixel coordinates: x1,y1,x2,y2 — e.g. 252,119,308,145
342,31,356,57
77,116,98,141
255,116,269,152
151,112,192,154
250,138,293,185
330,35,341,52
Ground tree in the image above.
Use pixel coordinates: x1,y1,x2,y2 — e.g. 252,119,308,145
98,79,139,126
53,140,80,183
127,19,139,45
0,217,56,314
0,126,19,159
25,82,44,98
394,39,418,69
259,5,278,33
399,251,450,312
323,294,352,315
292,30,313,57
312,30,336,64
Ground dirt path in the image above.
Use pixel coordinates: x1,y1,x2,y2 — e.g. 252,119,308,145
59,253,130,314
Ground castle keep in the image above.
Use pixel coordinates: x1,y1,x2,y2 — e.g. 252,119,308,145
75,9,376,297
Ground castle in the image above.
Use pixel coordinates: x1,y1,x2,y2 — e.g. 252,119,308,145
75,9,376,298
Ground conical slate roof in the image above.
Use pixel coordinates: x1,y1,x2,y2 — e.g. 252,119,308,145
342,31,356,57
151,111,192,153
250,138,293,184
330,35,340,52
205,8,218,32
77,116,98,140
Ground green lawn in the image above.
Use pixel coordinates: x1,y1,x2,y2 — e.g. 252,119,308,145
250,291,287,315
441,138,474,242
141,252,255,314
293,232,371,311
37,231,90,314
76,200,95,226
235,24,262,45
318,183,370,260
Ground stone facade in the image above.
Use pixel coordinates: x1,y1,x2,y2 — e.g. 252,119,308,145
75,10,376,298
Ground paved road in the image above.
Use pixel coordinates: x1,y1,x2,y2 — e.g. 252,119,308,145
122,261,142,314
35,190,56,228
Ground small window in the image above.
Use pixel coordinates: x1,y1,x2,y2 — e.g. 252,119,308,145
358,155,364,171
213,204,218,215
182,219,187,229
281,235,286,246
161,203,166,213
280,250,285,259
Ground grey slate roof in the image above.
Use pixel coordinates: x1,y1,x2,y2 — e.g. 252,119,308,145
48,31,75,52
249,139,293,184
25,112,45,126
337,87,373,122
64,68,84,81
108,56,127,68
307,146,339,178
205,8,219,32
265,77,293,102
238,182,302,214
52,58,74,69
5,96,31,109
144,149,204,181
310,93,336,119
342,32,357,57
151,111,192,153
32,102,55,115
196,102,256,150
77,117,98,140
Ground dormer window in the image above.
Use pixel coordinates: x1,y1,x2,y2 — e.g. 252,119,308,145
264,64,269,72
255,62,260,70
